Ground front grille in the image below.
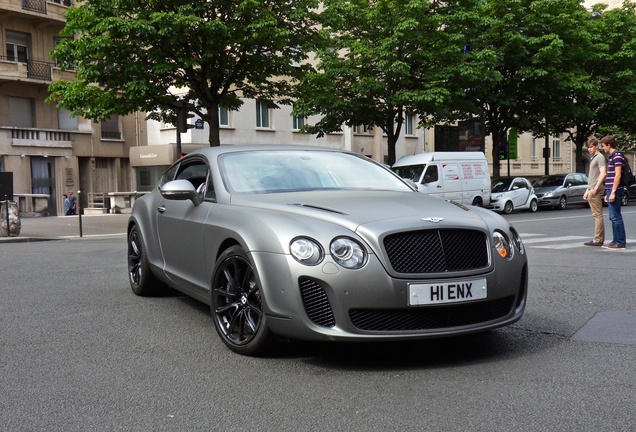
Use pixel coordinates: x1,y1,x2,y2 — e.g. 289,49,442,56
299,278,336,327
349,296,515,331
384,229,489,273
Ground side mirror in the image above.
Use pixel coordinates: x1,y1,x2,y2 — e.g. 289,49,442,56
160,179,203,206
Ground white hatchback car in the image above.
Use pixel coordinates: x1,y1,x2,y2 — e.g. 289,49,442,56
489,177,538,214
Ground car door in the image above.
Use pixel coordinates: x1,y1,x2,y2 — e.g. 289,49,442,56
566,174,585,203
156,157,212,296
418,163,443,198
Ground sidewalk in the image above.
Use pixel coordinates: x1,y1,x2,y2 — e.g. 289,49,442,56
0,213,129,243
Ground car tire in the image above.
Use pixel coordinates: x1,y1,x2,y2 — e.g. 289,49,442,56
211,245,272,356
128,225,167,296
621,192,629,206
558,196,567,210
503,201,514,214
472,197,483,207
529,199,538,212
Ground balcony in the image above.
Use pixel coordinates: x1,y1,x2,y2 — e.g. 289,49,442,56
21,0,72,15
7,127,73,149
0,56,55,81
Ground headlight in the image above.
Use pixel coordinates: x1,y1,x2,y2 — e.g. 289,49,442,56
544,191,553,198
330,237,367,269
510,227,525,255
493,231,513,260
290,237,323,266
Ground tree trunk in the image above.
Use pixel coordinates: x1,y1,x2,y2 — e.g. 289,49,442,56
206,102,221,147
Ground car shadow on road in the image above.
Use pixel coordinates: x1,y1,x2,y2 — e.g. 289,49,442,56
271,323,560,370
166,290,562,369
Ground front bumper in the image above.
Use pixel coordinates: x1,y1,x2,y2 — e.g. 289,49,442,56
253,251,528,342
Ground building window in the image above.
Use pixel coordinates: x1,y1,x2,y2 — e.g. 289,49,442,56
355,124,373,134
530,136,537,161
293,115,305,130
6,31,29,63
219,106,230,127
9,97,34,128
405,112,415,135
552,136,561,162
256,100,270,128
58,108,78,131
101,115,121,140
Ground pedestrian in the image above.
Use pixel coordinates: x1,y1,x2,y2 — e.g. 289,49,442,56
68,190,77,216
63,193,71,216
583,137,606,246
600,135,627,249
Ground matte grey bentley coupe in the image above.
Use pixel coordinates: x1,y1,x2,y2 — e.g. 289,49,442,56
127,145,528,355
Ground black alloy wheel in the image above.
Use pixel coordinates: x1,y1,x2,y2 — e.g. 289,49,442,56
128,225,166,296
211,245,272,356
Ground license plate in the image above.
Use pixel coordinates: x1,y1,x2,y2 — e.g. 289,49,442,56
408,279,487,306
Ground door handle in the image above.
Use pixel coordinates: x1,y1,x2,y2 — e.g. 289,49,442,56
157,206,166,213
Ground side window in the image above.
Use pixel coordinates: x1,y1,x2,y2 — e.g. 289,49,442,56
159,164,180,187
176,161,208,188
423,165,439,184
176,159,215,201
575,174,586,185
514,179,527,189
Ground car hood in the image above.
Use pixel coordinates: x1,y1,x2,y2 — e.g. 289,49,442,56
230,190,493,233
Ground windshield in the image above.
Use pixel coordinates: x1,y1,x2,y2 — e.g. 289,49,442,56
392,165,424,183
534,175,565,187
220,150,413,194
491,178,513,193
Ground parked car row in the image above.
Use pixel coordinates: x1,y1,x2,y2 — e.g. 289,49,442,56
390,153,635,214
488,173,636,213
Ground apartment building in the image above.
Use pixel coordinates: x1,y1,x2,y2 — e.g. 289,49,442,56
139,95,573,187
0,0,144,216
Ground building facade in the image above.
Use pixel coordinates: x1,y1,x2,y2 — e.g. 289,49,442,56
136,97,575,189
0,0,144,216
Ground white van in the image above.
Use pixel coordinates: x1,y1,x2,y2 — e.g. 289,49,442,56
392,152,491,207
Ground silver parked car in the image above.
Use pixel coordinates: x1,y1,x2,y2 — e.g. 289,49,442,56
127,145,528,355
533,173,589,209
489,177,538,214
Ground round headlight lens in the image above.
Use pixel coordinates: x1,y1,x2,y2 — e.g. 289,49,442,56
330,237,367,269
290,237,323,266
493,231,513,259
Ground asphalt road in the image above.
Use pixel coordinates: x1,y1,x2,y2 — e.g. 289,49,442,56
1,206,635,431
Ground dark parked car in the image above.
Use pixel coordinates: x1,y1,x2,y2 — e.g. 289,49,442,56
603,182,636,206
533,173,589,209
127,145,528,355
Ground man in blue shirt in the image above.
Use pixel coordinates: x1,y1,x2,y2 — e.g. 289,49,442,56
601,135,626,248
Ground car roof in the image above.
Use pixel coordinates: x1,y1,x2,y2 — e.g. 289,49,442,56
187,144,344,159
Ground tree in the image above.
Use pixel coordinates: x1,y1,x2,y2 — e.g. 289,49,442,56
294,0,468,165
457,0,595,178
536,1,636,172
47,0,320,147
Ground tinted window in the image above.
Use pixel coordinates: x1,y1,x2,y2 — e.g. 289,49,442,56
423,165,439,183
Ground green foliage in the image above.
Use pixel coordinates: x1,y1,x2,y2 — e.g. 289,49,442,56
47,0,320,146
294,0,468,164
47,0,636,162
